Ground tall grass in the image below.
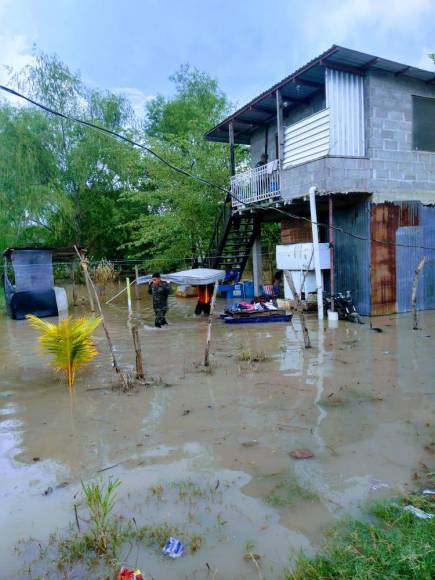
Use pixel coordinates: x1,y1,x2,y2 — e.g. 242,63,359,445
287,493,435,579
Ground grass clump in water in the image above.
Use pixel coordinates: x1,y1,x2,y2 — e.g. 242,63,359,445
237,348,271,363
19,478,203,577
265,477,318,508
286,493,435,579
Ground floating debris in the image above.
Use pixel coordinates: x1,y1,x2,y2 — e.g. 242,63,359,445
290,448,314,460
404,505,433,520
162,536,185,559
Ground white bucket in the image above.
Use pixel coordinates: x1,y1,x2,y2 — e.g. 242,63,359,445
54,286,68,312
327,309,338,321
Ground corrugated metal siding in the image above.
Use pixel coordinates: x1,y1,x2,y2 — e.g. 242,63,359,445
396,206,435,312
325,68,365,157
333,200,371,316
371,203,399,315
396,227,425,312
282,108,330,168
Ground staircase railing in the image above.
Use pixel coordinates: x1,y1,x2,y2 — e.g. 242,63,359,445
207,201,232,268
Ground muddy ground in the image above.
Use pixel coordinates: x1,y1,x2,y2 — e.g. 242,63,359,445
0,287,434,578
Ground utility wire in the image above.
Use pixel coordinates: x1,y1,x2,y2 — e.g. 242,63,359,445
1,84,435,253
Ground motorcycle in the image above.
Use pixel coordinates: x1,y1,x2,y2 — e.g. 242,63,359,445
323,291,362,324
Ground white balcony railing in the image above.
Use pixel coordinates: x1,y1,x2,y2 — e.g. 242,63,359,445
231,159,280,208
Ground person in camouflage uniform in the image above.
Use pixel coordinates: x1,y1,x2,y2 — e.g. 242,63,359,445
148,273,171,328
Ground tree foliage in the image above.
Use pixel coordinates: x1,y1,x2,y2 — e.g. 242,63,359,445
0,51,240,271
125,65,243,270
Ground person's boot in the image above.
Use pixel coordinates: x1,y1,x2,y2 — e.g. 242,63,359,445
155,321,161,328
162,319,168,326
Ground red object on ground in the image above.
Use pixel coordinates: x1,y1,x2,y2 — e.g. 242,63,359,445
117,567,144,580
289,448,315,459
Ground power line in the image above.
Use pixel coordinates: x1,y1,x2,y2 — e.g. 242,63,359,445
1,84,435,253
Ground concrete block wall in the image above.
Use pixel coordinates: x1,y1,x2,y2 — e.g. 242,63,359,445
366,71,435,199
280,157,370,199
281,219,312,244
249,70,435,203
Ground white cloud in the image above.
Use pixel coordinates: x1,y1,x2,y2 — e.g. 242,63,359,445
0,33,34,81
112,86,155,119
315,0,434,36
0,32,35,104
415,47,435,71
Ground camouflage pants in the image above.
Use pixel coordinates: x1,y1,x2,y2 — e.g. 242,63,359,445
154,307,168,327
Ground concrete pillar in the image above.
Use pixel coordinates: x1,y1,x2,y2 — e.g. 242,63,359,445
252,235,263,296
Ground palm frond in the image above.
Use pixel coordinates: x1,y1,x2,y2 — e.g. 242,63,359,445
27,314,102,387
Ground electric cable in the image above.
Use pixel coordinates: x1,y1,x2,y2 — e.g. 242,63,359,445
1,84,435,253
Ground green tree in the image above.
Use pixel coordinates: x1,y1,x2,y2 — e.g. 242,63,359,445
0,105,61,249
125,65,244,270
1,49,145,258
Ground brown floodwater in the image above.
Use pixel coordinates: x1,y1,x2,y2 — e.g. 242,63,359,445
0,285,434,579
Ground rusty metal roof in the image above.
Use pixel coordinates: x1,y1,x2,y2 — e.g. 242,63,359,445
205,45,435,145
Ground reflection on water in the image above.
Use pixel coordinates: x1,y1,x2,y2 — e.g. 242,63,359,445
0,287,434,578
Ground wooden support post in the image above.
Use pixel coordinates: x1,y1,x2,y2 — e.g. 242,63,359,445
275,89,284,162
74,246,129,389
412,256,426,330
204,282,219,367
134,265,141,300
229,121,236,177
284,270,311,349
129,319,145,380
329,196,335,311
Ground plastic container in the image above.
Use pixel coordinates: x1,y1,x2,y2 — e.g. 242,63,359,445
231,283,244,299
327,309,338,321
243,281,255,299
54,287,68,312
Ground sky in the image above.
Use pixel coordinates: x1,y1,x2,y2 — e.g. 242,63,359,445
0,0,434,116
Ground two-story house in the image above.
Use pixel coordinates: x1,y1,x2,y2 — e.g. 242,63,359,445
205,46,435,316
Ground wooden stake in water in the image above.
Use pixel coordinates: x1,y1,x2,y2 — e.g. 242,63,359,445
126,277,132,314
204,282,219,367
74,246,129,390
412,256,426,330
134,265,141,300
130,319,145,380
284,270,311,349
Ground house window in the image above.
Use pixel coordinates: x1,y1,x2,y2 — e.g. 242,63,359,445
413,95,435,152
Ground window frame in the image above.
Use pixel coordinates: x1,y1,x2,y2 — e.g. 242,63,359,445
412,94,435,153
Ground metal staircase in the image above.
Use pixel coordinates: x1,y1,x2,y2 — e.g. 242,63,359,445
207,202,258,278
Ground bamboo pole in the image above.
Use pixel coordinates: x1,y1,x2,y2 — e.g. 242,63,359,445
204,282,219,367
412,256,426,330
126,277,132,314
74,246,129,389
81,253,95,312
105,279,135,305
284,270,311,349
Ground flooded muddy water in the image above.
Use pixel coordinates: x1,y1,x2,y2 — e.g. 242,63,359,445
0,286,434,578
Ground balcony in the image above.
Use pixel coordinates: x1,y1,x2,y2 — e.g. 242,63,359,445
231,160,280,209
